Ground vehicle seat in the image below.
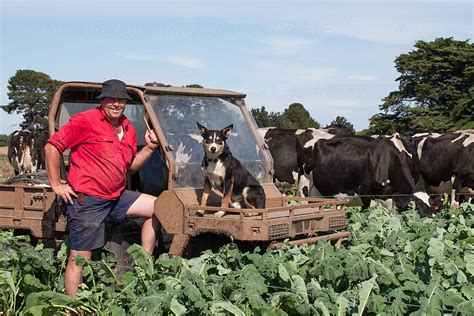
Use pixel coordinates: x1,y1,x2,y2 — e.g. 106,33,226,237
130,146,168,196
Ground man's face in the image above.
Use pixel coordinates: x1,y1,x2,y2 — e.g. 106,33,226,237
100,98,127,122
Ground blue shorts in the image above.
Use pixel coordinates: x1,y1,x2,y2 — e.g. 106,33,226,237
66,190,141,251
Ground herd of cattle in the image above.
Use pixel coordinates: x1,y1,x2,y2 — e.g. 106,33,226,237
259,127,473,216
6,127,473,216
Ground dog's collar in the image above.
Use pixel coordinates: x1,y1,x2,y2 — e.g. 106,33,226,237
206,158,219,163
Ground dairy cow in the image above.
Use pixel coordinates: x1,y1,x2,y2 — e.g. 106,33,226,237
415,130,474,206
259,126,353,195
296,126,354,196
8,130,37,175
258,127,302,193
373,133,421,185
311,136,437,216
7,129,48,175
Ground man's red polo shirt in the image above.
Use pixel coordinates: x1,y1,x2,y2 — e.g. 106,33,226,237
48,107,137,200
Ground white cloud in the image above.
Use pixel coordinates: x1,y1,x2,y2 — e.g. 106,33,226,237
115,53,206,69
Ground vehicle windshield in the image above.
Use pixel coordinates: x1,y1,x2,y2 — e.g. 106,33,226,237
146,94,267,188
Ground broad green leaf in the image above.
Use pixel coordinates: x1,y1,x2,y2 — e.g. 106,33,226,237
380,249,394,257
22,304,50,315
217,265,232,275
181,278,202,303
444,289,466,308
23,274,48,292
456,300,474,315
357,274,377,316
427,238,444,259
419,282,443,315
443,260,458,276
1,270,17,295
278,263,290,282
352,222,362,231
314,300,330,316
270,293,282,307
461,285,474,299
170,295,187,315
336,295,349,316
387,217,401,232
256,306,288,316
291,275,308,304
464,250,474,276
211,301,245,316
97,260,120,285
130,295,165,314
163,276,182,290
456,270,467,284
350,243,371,255
106,305,127,316
127,244,154,278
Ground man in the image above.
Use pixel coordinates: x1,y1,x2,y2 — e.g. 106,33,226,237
45,79,161,296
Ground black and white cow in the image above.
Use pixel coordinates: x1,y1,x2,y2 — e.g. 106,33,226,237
7,129,48,175
258,128,302,193
8,130,37,175
259,126,353,195
296,126,354,196
415,130,473,206
311,135,437,216
373,133,421,185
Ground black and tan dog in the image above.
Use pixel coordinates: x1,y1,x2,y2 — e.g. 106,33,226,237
196,122,266,217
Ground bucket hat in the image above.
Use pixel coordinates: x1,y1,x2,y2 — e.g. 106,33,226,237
97,79,132,100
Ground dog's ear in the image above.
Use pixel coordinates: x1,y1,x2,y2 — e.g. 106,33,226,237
221,124,233,139
197,122,207,137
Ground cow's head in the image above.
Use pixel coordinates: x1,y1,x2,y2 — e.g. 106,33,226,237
395,191,440,217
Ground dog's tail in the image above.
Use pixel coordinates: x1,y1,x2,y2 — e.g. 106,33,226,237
243,186,266,209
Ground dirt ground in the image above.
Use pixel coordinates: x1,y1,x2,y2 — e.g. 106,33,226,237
0,147,14,180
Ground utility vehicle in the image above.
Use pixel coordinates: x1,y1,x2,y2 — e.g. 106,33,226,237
0,82,348,256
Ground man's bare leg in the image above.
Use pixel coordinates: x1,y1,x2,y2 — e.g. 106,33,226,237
126,193,160,255
141,215,161,254
65,250,92,296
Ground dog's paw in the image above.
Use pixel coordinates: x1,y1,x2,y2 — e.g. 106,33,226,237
214,211,226,218
195,210,205,217
245,211,260,217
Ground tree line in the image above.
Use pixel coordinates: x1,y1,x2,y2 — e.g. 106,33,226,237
2,37,472,135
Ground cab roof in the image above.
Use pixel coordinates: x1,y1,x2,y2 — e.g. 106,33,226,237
62,81,246,99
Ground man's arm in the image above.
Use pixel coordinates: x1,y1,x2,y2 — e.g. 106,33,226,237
45,143,77,204
129,130,159,174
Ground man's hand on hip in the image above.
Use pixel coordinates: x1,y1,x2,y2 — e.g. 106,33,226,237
52,183,78,205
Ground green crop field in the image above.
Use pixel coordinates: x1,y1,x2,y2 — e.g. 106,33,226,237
1,203,473,315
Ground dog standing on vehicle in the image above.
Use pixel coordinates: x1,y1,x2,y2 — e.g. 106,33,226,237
196,122,266,217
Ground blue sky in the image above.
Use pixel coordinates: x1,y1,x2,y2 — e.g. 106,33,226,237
0,0,472,134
